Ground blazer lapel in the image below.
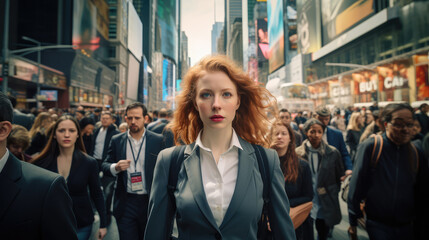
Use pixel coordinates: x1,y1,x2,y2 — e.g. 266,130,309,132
183,145,220,231
119,133,128,187
220,139,254,228
0,154,22,221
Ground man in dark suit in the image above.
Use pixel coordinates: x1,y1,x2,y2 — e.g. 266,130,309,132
0,92,77,239
102,102,164,240
147,108,169,133
316,106,353,177
9,96,33,130
416,103,429,135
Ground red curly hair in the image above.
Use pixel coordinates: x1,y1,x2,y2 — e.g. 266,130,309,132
170,55,275,146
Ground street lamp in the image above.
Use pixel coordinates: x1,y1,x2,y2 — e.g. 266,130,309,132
22,36,41,111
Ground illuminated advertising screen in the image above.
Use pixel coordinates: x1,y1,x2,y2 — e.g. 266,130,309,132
143,57,149,105
413,54,429,101
158,0,178,63
377,60,410,102
286,0,297,50
267,0,285,73
127,55,140,100
352,70,378,103
297,0,321,54
256,18,269,61
162,58,175,102
39,90,58,101
321,0,374,45
72,0,109,58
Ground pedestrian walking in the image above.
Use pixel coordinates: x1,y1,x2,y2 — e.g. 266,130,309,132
296,119,344,240
31,115,107,240
269,120,313,240
101,102,165,240
346,112,364,164
348,103,429,240
144,55,296,240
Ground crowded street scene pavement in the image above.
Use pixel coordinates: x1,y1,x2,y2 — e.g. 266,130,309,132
1,0,429,239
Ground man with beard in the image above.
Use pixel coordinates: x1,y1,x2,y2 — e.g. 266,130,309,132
348,103,429,239
102,102,164,240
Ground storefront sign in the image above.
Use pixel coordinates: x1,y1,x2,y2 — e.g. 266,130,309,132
359,79,377,93
383,76,406,89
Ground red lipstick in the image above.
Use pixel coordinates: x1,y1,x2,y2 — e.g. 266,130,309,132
210,115,224,122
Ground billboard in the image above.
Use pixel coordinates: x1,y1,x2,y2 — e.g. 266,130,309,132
73,0,109,58
267,0,285,73
127,55,140,100
321,0,374,45
157,0,178,63
286,0,297,51
162,58,175,102
256,18,269,61
39,90,58,101
128,2,143,60
297,0,321,54
413,54,429,101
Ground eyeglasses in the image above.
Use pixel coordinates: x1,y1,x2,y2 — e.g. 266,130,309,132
389,121,414,129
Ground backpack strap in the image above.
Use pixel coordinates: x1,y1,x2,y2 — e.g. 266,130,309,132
371,135,383,168
252,144,270,204
167,145,187,212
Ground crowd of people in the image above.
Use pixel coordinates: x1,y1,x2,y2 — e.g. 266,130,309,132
1,55,428,240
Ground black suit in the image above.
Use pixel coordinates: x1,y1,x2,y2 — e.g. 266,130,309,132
0,153,77,239
101,130,164,218
90,124,120,161
101,130,164,239
44,152,107,229
12,109,33,130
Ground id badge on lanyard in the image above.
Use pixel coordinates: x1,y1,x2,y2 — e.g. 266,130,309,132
128,134,146,192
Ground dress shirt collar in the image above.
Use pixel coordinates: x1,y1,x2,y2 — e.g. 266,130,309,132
0,149,10,174
195,128,243,152
127,129,146,143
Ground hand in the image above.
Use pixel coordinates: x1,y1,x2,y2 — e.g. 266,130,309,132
341,170,353,181
115,160,131,172
98,228,107,240
348,226,357,240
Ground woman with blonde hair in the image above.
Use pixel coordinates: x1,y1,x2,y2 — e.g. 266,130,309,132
26,112,53,156
269,120,313,240
145,55,295,239
346,112,364,164
7,124,32,162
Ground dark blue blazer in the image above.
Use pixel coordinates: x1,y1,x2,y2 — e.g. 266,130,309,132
101,130,164,219
0,153,77,239
326,126,352,170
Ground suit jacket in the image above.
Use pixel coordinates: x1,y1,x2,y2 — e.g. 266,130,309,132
12,109,33,130
90,124,120,160
151,119,169,134
0,153,77,239
326,126,352,170
144,138,296,240
101,130,164,219
45,152,107,228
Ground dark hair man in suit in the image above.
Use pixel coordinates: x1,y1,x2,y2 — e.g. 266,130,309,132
101,102,165,240
0,92,77,239
9,96,33,130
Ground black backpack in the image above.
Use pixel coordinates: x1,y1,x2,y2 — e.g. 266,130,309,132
166,144,272,240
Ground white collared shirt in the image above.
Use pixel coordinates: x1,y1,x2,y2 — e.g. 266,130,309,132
93,127,107,159
126,130,147,194
0,149,10,174
196,129,243,227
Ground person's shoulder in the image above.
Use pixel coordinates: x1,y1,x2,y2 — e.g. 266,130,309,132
298,158,310,168
327,126,342,135
111,131,127,141
20,160,63,184
147,129,164,140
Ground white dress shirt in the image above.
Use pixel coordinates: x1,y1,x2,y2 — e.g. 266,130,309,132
110,130,147,194
196,129,243,227
93,127,107,159
0,149,10,174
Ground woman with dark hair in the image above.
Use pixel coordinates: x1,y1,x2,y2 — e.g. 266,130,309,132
296,119,344,240
269,120,313,240
31,115,107,240
145,55,295,239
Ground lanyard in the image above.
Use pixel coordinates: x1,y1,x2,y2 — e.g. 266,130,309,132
128,133,146,172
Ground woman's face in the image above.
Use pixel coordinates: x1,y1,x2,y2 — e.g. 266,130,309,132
306,124,324,148
195,71,240,131
271,125,290,151
55,120,79,149
366,112,374,124
357,115,364,126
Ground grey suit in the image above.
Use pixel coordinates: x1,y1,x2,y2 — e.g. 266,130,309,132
145,137,296,240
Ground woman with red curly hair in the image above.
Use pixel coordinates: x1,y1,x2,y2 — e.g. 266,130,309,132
145,55,295,239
